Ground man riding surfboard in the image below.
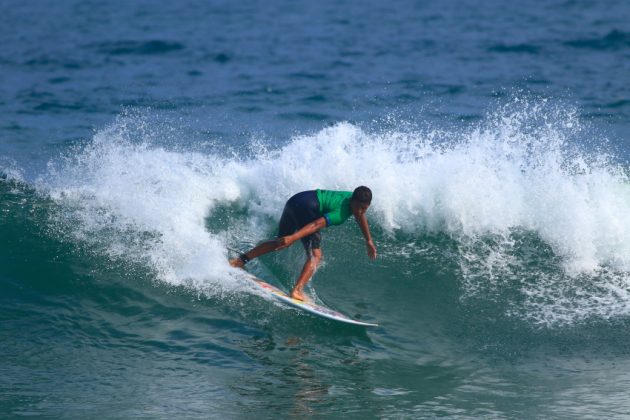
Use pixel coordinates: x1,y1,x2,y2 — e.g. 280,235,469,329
230,186,377,301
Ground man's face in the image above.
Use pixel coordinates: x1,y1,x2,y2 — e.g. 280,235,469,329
351,201,370,217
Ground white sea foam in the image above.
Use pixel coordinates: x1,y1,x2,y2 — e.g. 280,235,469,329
37,101,630,324
39,117,247,296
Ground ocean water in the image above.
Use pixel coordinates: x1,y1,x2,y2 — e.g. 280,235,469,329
2,0,630,418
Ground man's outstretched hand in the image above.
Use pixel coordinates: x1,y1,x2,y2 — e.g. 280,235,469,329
367,240,377,260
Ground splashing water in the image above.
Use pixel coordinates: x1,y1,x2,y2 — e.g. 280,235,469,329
33,99,630,325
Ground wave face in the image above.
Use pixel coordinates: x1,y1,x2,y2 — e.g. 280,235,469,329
15,100,625,327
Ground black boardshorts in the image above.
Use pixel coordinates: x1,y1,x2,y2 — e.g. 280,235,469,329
278,190,322,252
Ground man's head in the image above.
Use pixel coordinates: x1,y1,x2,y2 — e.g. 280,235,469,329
350,186,372,216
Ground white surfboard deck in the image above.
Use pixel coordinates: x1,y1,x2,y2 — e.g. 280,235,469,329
244,272,378,327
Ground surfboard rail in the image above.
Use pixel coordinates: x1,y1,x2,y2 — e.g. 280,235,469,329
246,274,378,327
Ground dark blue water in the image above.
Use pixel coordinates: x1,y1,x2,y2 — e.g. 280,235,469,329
2,0,630,418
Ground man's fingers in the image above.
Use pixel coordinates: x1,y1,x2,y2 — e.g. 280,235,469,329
367,243,377,260
276,236,292,249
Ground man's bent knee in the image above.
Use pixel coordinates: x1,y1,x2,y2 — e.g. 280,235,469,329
309,248,322,264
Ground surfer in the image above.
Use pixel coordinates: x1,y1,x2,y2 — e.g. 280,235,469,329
230,186,377,301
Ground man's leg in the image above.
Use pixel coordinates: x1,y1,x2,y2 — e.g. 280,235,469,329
230,199,298,268
290,248,322,301
229,240,283,268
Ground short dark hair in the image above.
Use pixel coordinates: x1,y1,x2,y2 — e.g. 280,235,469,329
351,186,372,205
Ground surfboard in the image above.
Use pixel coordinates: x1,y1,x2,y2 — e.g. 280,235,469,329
244,272,378,327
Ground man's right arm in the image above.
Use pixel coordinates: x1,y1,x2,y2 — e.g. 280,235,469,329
276,217,327,249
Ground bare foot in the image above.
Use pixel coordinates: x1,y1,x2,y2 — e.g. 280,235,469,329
290,290,311,303
229,258,244,268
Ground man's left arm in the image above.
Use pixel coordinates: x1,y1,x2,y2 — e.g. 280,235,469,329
355,213,377,260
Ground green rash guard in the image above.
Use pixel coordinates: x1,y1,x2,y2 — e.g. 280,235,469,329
316,189,353,226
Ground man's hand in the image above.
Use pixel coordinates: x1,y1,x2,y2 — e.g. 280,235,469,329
366,240,377,260
276,235,295,250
